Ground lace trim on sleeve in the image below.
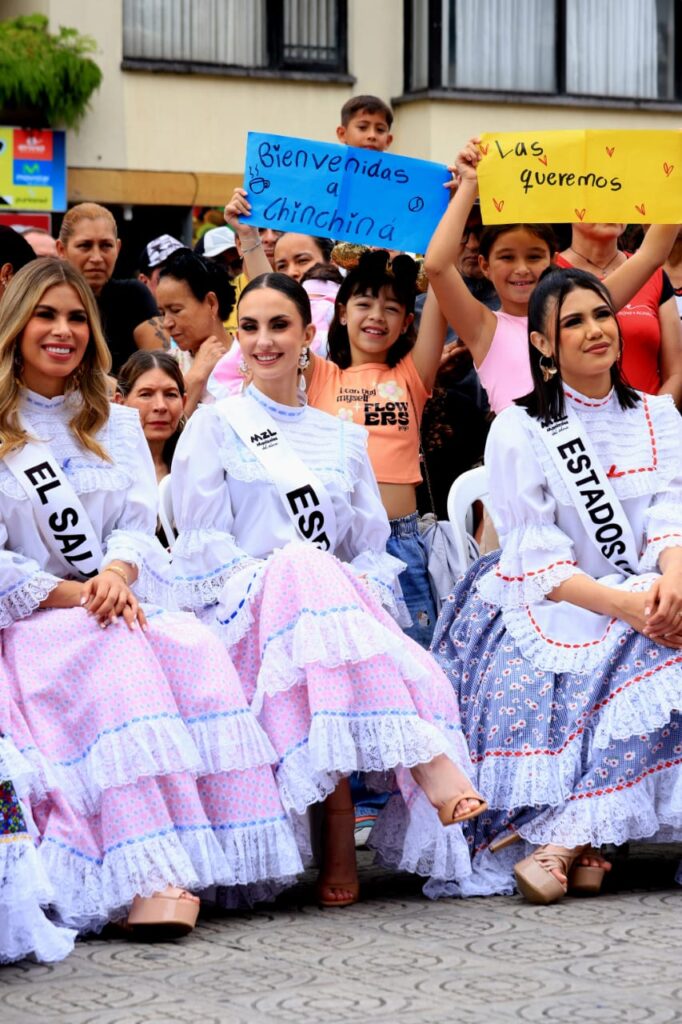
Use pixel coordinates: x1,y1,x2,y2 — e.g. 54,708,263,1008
0,571,61,629
477,523,582,608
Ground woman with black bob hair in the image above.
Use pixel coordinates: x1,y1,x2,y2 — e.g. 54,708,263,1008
157,248,235,416
304,250,449,650
433,266,682,905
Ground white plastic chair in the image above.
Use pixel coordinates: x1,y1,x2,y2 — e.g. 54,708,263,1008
445,466,489,570
157,474,176,544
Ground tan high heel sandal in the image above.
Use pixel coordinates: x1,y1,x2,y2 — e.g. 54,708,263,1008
437,791,488,827
316,807,360,909
127,887,200,936
514,845,600,905
569,847,609,896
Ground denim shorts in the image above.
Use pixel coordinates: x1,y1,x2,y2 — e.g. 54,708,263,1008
386,512,437,650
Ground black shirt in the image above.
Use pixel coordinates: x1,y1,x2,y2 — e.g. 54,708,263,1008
97,278,158,374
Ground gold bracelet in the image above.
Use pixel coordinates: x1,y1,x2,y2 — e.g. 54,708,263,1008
103,564,130,585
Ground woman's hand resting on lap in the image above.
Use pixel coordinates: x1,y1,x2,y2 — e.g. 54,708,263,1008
81,572,147,631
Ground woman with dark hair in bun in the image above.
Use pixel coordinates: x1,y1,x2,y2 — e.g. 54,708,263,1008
157,249,235,416
305,250,448,650
170,271,486,909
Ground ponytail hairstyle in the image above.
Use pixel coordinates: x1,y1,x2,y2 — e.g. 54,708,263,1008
0,258,112,460
327,249,417,369
516,266,639,424
159,248,236,320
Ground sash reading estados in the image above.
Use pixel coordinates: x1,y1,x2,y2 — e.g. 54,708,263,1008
221,392,338,552
4,435,103,580
537,406,638,575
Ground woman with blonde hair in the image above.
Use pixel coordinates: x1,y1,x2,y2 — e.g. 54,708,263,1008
0,259,300,960
58,202,166,372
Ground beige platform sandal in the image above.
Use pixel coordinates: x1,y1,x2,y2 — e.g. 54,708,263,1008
127,886,200,936
514,845,606,905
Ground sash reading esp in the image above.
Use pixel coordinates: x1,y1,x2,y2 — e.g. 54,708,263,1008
537,405,638,575
3,436,103,580
221,392,338,552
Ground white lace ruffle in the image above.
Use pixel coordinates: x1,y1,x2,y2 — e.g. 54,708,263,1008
50,716,204,816
0,836,76,964
520,759,682,848
640,501,682,572
214,395,368,494
187,710,277,773
0,735,42,802
526,392,682,506
477,522,582,609
171,532,263,611
252,604,435,716
369,789,473,889
276,713,455,816
40,814,301,933
0,400,144,500
499,601,630,675
590,657,682,750
0,571,61,630
474,737,584,814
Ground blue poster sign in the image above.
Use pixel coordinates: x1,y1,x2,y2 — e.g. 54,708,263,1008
242,132,451,253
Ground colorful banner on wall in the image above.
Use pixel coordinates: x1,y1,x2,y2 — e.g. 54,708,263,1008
477,130,681,224
0,127,67,212
242,132,451,253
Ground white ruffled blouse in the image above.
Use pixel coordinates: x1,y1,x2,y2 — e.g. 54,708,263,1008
0,389,167,628
170,385,405,629
480,388,682,673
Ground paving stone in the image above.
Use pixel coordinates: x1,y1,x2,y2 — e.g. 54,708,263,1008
1,848,680,1024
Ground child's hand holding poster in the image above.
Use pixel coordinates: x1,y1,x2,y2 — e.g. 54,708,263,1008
242,132,451,253
477,130,681,224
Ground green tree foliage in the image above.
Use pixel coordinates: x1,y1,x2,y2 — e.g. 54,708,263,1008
0,14,102,128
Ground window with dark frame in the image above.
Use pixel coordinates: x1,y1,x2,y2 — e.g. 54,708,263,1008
404,0,681,104
122,0,347,77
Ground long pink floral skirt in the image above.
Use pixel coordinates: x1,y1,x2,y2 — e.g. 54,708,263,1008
0,605,302,937
206,542,475,888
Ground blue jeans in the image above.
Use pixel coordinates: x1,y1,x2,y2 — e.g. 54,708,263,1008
386,512,437,650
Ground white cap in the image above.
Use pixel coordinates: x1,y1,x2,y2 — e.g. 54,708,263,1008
203,226,237,258
144,234,184,268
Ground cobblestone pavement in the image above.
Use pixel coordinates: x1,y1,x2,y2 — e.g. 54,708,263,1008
1,846,680,1024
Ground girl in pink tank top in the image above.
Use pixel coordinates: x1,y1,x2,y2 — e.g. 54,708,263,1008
425,138,681,414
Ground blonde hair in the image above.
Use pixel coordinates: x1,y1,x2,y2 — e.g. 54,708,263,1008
0,259,113,461
59,203,118,246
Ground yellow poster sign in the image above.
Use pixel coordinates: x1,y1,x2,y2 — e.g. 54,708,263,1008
477,130,681,224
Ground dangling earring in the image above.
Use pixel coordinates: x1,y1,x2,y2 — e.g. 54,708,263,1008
539,354,557,383
238,356,248,376
298,347,310,393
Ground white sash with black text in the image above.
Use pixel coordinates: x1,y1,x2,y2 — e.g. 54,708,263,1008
4,438,103,580
537,406,638,575
221,392,337,552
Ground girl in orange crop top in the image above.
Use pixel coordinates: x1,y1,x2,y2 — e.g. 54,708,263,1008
305,250,447,648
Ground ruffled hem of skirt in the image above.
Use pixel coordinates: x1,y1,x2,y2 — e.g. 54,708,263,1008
40,815,303,933
590,655,682,750
276,713,459,816
519,760,682,848
0,835,76,964
186,709,277,773
46,716,204,816
0,734,49,803
368,790,474,891
252,604,435,716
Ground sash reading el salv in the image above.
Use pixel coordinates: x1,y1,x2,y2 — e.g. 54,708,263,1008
4,434,103,579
